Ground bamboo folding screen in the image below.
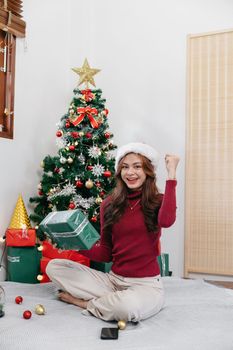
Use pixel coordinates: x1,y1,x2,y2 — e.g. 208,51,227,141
185,29,233,277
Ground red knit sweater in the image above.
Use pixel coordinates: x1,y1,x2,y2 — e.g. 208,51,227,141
80,180,177,277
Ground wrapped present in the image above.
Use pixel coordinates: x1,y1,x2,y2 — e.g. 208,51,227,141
41,240,74,259
39,257,51,283
90,261,112,273
157,253,170,276
39,210,100,250
5,228,36,247
41,240,89,265
40,256,50,273
7,246,42,283
41,241,90,266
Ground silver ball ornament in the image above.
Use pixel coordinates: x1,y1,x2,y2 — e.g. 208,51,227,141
60,156,67,164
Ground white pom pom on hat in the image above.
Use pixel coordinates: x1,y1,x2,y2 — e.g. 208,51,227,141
115,142,159,172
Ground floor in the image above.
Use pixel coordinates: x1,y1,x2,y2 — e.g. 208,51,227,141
1,277,233,350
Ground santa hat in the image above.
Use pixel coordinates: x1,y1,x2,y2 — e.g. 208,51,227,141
115,142,159,172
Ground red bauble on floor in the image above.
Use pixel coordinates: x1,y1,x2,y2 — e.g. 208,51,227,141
23,310,32,319
15,296,23,304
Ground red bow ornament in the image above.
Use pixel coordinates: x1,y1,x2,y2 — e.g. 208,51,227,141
81,89,94,102
70,107,99,128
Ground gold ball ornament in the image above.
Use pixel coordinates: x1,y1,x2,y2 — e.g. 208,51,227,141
79,131,84,137
35,304,46,315
117,320,126,330
67,157,73,164
85,179,94,189
40,161,45,168
95,196,103,205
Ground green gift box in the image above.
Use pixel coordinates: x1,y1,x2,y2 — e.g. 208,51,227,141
157,253,170,276
7,246,42,284
39,209,100,250
90,261,112,273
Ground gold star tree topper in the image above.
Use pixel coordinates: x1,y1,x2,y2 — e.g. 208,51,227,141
72,58,101,88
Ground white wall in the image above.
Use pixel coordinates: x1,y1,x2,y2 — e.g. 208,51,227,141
1,0,233,280
0,0,71,279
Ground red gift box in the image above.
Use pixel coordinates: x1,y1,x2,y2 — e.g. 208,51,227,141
41,240,90,267
41,240,73,259
40,256,51,273
39,274,51,283
39,257,51,283
5,228,36,247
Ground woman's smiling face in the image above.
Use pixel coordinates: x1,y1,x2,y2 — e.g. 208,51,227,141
120,153,147,191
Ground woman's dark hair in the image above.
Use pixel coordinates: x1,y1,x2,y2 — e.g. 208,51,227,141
103,153,162,235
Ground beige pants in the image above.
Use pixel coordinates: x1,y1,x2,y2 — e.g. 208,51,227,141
46,259,164,322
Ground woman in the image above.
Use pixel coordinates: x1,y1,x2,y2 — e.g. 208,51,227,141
46,142,179,322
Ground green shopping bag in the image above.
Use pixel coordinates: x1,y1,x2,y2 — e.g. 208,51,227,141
7,246,42,283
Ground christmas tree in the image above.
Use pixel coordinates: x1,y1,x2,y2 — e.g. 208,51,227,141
30,59,116,239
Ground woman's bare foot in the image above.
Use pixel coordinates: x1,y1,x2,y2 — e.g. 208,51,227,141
58,291,88,309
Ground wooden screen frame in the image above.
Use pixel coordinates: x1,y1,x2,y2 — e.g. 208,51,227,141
0,3,25,139
0,30,15,139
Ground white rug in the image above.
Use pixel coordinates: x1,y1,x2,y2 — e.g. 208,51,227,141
0,277,233,350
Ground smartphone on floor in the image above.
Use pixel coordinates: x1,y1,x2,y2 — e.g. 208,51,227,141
100,327,119,340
